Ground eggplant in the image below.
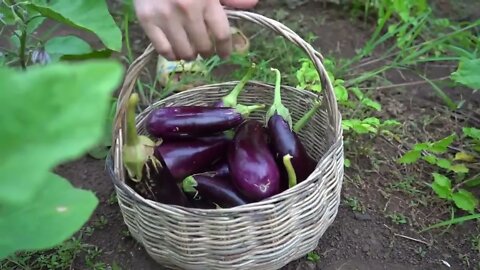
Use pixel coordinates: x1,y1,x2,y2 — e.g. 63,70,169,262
154,136,229,181
182,174,249,208
210,159,230,178
265,68,319,188
228,120,281,201
145,105,263,139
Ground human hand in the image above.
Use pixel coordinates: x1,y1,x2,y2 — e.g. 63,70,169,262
133,0,258,61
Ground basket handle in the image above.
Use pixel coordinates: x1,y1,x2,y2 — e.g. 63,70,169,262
112,9,339,138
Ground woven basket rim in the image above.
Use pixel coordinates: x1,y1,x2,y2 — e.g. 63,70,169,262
108,9,343,215
108,80,343,214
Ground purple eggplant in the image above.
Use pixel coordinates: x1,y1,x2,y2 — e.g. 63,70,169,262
182,174,249,208
145,105,263,139
209,159,230,178
228,120,281,201
265,68,319,188
154,136,229,181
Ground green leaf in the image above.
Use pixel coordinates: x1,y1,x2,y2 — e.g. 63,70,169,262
452,189,478,213
0,173,98,259
414,142,430,151
431,173,452,199
423,155,437,165
334,84,348,102
350,87,364,100
463,127,480,141
454,152,476,162
0,3,17,25
398,150,421,164
344,158,351,168
0,61,124,205
382,120,401,127
451,58,480,89
29,0,122,51
450,164,469,174
45,35,93,61
465,176,480,188
436,158,452,170
429,133,456,153
361,98,381,111
362,117,381,126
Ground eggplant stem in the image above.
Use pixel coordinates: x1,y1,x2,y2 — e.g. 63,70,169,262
293,99,322,133
182,176,198,193
126,93,140,146
266,68,293,129
222,63,256,107
283,154,297,188
236,103,265,117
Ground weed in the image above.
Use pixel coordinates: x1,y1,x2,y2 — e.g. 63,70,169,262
306,251,321,263
387,212,408,225
344,196,365,213
94,216,109,230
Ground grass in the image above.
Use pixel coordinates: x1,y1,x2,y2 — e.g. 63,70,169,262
0,230,106,270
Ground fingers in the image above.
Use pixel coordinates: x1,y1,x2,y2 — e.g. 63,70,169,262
163,20,196,61
184,15,214,58
220,0,259,9
205,3,232,59
142,25,176,60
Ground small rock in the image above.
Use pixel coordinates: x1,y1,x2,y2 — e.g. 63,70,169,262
354,212,372,221
330,241,336,247
353,229,360,235
362,244,370,253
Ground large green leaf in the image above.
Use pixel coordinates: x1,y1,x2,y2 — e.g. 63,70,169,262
0,60,123,205
46,35,92,56
45,35,93,61
29,0,122,51
0,173,98,259
451,58,480,90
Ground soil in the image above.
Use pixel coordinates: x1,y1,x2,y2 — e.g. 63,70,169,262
8,0,480,269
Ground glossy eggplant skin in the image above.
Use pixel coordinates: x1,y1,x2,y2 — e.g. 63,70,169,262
228,120,281,201
185,174,249,208
125,162,189,207
268,114,316,185
154,137,229,181
209,159,230,178
145,106,244,139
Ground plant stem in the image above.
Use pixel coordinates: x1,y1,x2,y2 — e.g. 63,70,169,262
293,100,322,133
283,154,297,188
18,27,27,70
126,93,140,146
222,63,256,107
266,68,292,128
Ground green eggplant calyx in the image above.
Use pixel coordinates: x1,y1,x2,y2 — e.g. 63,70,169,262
236,103,265,117
266,67,293,129
182,176,198,194
123,93,162,182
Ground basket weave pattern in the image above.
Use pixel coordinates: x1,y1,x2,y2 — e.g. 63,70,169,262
108,10,344,270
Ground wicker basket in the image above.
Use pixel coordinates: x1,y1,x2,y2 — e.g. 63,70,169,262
107,9,344,270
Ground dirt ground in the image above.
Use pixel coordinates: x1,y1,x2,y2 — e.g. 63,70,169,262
25,0,480,269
